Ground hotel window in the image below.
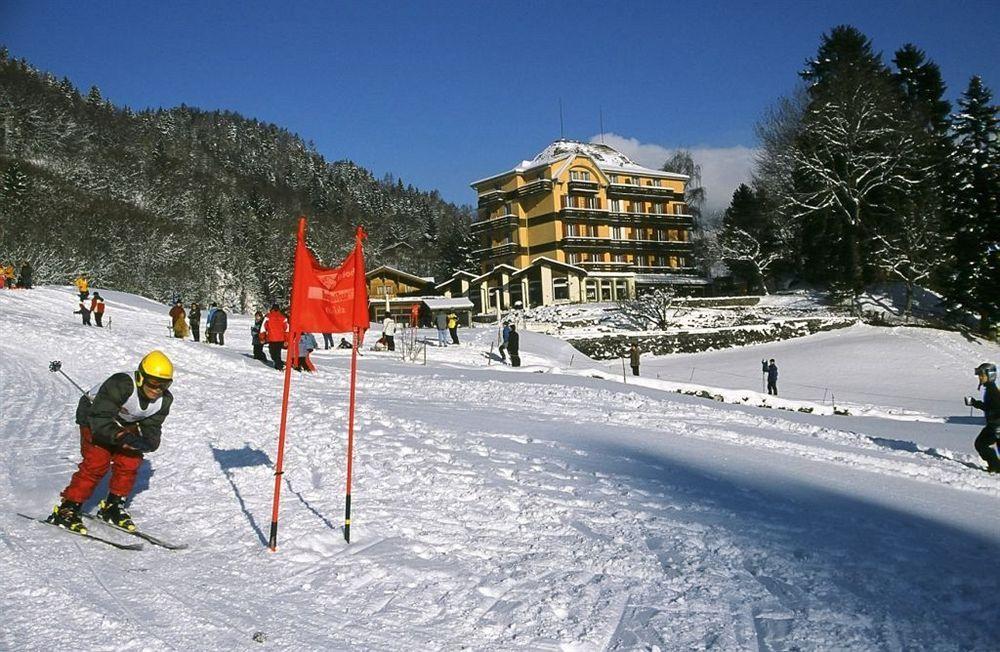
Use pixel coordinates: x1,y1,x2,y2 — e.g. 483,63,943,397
614,279,629,299
585,196,598,209
622,176,633,185
674,203,688,215
610,226,623,240
610,199,621,212
570,169,591,181
651,202,664,215
503,202,514,215
585,280,598,302
632,200,644,214
651,178,662,187
613,253,628,264
565,223,578,237
567,253,581,265
552,277,569,301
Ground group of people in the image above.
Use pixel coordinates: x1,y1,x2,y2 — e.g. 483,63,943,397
168,301,228,344
251,304,316,373
0,261,32,289
72,275,106,327
435,311,460,347
498,321,520,367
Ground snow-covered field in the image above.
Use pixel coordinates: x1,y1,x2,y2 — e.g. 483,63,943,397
2,286,998,650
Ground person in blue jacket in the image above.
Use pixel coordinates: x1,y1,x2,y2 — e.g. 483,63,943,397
295,332,318,372
205,303,218,344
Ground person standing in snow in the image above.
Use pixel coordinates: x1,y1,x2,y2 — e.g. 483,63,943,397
507,323,520,368
210,305,228,346
205,303,218,344
295,332,318,372
48,351,175,534
262,304,289,371
382,314,397,352
629,342,640,377
90,292,106,327
435,311,448,347
18,260,32,289
251,311,267,361
964,362,1000,473
169,301,187,339
498,322,511,362
767,359,778,396
73,274,89,301
76,294,92,326
322,332,334,350
447,312,460,345
188,302,201,342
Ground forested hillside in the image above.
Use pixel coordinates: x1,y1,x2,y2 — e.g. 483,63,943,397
0,47,476,310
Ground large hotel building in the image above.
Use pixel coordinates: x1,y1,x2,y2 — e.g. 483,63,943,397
468,139,705,310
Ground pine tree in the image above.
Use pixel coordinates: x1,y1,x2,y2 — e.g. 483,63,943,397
942,77,1000,336
788,25,922,310
718,184,781,293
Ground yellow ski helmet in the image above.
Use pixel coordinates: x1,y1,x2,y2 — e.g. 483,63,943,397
136,350,174,388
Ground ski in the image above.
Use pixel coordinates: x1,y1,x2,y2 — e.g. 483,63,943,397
83,513,189,550
17,513,144,551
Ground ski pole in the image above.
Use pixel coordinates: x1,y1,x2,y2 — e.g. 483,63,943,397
48,360,91,401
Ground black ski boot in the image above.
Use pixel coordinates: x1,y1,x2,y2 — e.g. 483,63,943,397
47,499,86,533
97,494,136,531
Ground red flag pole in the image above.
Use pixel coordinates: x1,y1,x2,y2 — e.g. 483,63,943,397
343,325,360,543
268,333,297,551
268,217,307,552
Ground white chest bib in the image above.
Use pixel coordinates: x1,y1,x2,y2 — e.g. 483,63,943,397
89,374,163,423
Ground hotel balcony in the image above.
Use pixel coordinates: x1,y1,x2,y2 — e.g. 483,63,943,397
607,183,680,200
513,178,552,198
470,213,519,232
473,242,521,259
567,179,600,193
564,208,694,227
561,237,694,253
476,189,506,208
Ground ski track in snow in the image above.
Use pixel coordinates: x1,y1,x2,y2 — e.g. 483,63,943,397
1,287,998,650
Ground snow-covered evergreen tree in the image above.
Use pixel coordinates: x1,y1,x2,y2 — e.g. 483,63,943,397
942,76,1000,336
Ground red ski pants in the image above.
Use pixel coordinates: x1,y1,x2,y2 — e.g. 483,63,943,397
61,426,143,503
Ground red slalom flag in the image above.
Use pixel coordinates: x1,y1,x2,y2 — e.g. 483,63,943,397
289,219,369,336
268,217,369,552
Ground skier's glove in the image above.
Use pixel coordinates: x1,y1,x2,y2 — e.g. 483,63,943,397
116,431,154,453
963,396,974,406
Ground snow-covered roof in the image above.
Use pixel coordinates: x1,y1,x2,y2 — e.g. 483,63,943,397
366,265,434,287
472,139,689,187
510,256,588,277
421,297,475,311
434,270,477,290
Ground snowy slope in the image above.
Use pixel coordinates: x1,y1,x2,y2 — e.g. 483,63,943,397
1,287,998,651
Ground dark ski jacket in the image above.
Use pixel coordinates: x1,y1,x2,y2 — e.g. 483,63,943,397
188,306,201,327
210,308,228,333
75,372,172,452
970,381,1000,425
507,330,520,355
768,363,778,383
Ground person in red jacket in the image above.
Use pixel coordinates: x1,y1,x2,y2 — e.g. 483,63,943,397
261,304,289,371
90,292,106,327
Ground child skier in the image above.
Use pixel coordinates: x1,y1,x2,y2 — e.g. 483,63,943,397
965,362,1000,473
48,351,175,533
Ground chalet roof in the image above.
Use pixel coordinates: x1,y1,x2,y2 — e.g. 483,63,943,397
366,265,434,286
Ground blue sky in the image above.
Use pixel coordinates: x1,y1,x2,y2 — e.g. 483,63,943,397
3,1,998,212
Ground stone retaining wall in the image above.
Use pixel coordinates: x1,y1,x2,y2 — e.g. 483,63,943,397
567,318,856,359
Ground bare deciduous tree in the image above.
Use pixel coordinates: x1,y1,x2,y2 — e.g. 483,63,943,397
617,287,677,330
